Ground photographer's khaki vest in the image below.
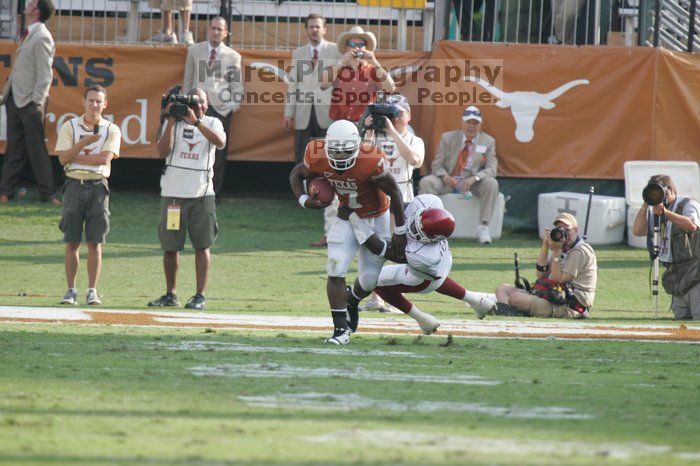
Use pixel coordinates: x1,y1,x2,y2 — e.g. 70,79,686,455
661,197,700,297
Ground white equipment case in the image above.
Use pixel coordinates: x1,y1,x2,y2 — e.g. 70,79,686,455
538,191,626,245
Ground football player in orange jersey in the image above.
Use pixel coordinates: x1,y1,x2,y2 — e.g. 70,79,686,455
290,120,406,344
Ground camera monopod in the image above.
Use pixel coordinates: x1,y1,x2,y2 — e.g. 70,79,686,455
513,253,531,292
651,211,662,318
582,186,595,241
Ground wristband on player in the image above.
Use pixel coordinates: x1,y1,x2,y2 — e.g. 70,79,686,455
378,240,388,258
394,224,407,235
298,194,310,208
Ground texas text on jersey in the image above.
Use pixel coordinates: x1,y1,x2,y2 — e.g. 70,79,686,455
304,139,390,218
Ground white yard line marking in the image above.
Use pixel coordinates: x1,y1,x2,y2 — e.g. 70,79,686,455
302,430,699,460
0,306,698,343
188,364,500,385
238,392,593,420
158,341,425,358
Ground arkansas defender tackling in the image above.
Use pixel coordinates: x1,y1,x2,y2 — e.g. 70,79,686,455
341,194,497,334
290,120,406,345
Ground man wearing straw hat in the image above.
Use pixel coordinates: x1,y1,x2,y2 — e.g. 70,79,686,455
322,25,395,124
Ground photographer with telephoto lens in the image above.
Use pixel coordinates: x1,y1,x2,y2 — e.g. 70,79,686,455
486,213,597,319
148,87,226,311
633,175,700,319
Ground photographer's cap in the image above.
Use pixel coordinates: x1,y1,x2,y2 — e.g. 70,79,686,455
554,213,578,228
388,94,410,113
462,106,482,122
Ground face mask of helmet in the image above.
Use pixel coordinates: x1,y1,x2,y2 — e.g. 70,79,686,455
408,208,456,243
326,145,359,170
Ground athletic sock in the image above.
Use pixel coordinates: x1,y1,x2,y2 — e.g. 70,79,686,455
435,277,467,300
331,309,348,329
407,305,427,321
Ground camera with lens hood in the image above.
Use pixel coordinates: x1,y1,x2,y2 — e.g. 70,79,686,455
642,182,667,206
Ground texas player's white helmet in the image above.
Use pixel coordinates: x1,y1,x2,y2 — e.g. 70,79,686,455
325,120,361,170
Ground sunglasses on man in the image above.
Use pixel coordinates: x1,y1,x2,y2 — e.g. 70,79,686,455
347,40,366,48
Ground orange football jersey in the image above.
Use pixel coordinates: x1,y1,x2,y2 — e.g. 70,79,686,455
304,139,390,218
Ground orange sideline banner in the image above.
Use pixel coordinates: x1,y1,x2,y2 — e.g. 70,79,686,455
0,41,698,179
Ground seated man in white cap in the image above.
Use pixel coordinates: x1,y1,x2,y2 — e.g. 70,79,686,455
487,213,597,319
419,105,499,244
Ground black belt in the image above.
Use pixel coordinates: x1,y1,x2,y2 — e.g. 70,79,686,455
67,178,104,185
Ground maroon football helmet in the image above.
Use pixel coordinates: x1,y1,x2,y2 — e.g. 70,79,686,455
408,208,456,243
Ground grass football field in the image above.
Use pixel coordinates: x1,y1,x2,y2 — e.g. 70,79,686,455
1,192,699,465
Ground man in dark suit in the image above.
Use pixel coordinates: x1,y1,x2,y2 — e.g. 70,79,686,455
182,16,244,202
0,0,59,205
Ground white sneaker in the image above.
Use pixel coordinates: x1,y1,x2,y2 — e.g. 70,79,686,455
150,32,177,43
86,289,102,305
476,224,492,244
473,297,497,319
60,289,77,305
181,31,194,45
325,328,350,345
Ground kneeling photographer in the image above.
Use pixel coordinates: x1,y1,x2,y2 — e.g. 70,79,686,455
148,87,226,311
633,175,700,320
361,94,424,203
490,213,597,319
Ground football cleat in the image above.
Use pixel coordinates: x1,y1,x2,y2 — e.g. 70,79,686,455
346,287,360,333
325,327,351,345
415,313,440,335
474,297,497,319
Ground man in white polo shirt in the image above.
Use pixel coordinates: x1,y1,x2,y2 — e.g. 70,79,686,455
55,85,121,306
148,88,226,311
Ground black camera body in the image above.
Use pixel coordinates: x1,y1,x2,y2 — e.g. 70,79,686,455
550,227,567,243
642,182,667,206
161,85,201,120
367,103,401,130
